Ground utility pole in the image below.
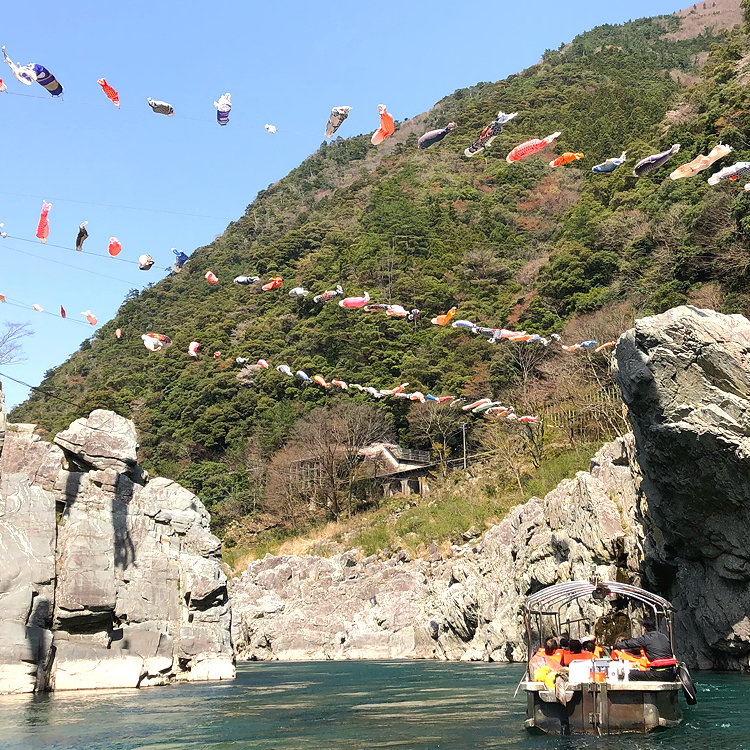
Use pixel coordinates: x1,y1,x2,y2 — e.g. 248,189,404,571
461,422,468,469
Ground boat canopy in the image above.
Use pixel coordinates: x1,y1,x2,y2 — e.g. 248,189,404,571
524,580,673,617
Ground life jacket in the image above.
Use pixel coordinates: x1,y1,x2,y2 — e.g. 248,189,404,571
561,650,592,666
594,645,604,658
647,657,677,668
567,651,595,662
612,648,650,670
535,647,563,664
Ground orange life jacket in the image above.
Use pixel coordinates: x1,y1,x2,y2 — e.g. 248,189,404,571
561,650,593,666
535,647,563,664
612,648,650,670
568,651,595,662
648,657,677,668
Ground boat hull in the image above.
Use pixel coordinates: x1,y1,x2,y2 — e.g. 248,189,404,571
523,681,682,735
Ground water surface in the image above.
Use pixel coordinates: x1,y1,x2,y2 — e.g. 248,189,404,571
0,661,745,749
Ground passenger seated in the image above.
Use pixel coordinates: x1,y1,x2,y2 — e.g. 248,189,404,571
612,618,677,681
561,639,593,665
530,637,567,697
581,637,602,657
544,637,560,659
535,636,560,661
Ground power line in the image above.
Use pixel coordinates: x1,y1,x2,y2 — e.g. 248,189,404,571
1,240,141,286
0,191,234,222
6,234,140,265
0,295,93,328
0,370,84,409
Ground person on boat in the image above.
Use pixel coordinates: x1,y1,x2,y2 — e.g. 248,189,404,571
581,637,603,657
530,639,569,704
612,618,677,681
561,639,594,665
545,637,562,662
534,637,560,661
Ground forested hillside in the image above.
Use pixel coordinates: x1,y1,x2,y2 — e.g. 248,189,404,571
13,1,750,547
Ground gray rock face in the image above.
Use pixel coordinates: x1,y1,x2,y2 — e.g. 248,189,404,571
230,437,641,662
0,474,56,693
54,409,138,474
232,553,436,660
0,410,234,692
613,306,750,669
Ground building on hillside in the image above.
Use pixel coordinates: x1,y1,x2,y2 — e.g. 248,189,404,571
289,442,434,499
357,442,433,497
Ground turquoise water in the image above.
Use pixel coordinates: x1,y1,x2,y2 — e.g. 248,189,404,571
0,661,746,749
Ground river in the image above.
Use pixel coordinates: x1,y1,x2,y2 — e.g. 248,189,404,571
0,661,746,749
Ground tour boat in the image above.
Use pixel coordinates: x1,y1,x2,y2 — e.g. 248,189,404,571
520,579,696,735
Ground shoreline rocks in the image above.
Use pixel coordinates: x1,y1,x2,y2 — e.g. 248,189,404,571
0,405,235,693
230,437,641,663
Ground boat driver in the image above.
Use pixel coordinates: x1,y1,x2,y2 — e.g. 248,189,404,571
612,618,677,681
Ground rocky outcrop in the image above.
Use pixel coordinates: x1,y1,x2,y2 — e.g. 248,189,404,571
613,305,750,669
0,474,56,692
232,551,435,660
232,307,750,670
0,409,234,693
231,437,642,661
54,410,138,475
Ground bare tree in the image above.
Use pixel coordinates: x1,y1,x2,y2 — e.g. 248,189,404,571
269,403,392,519
377,245,400,304
265,444,315,526
0,322,33,366
506,343,551,402
407,402,465,470
480,420,530,493
461,246,508,284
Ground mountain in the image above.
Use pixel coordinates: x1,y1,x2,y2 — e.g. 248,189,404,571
12,0,750,540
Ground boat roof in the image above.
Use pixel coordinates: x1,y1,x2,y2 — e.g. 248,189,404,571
523,580,672,615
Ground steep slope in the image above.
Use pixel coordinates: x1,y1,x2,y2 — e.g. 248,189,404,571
12,2,750,532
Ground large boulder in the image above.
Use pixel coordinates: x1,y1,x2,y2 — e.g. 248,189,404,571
0,409,235,693
613,306,750,668
54,410,138,475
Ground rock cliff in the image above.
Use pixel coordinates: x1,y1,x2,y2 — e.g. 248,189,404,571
231,437,641,662
613,305,750,669
0,404,234,693
231,307,750,670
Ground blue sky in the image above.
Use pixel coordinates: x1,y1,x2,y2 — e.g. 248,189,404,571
1,0,684,409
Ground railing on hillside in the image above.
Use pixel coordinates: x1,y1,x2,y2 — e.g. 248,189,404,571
289,458,322,487
539,384,625,443
391,446,431,464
